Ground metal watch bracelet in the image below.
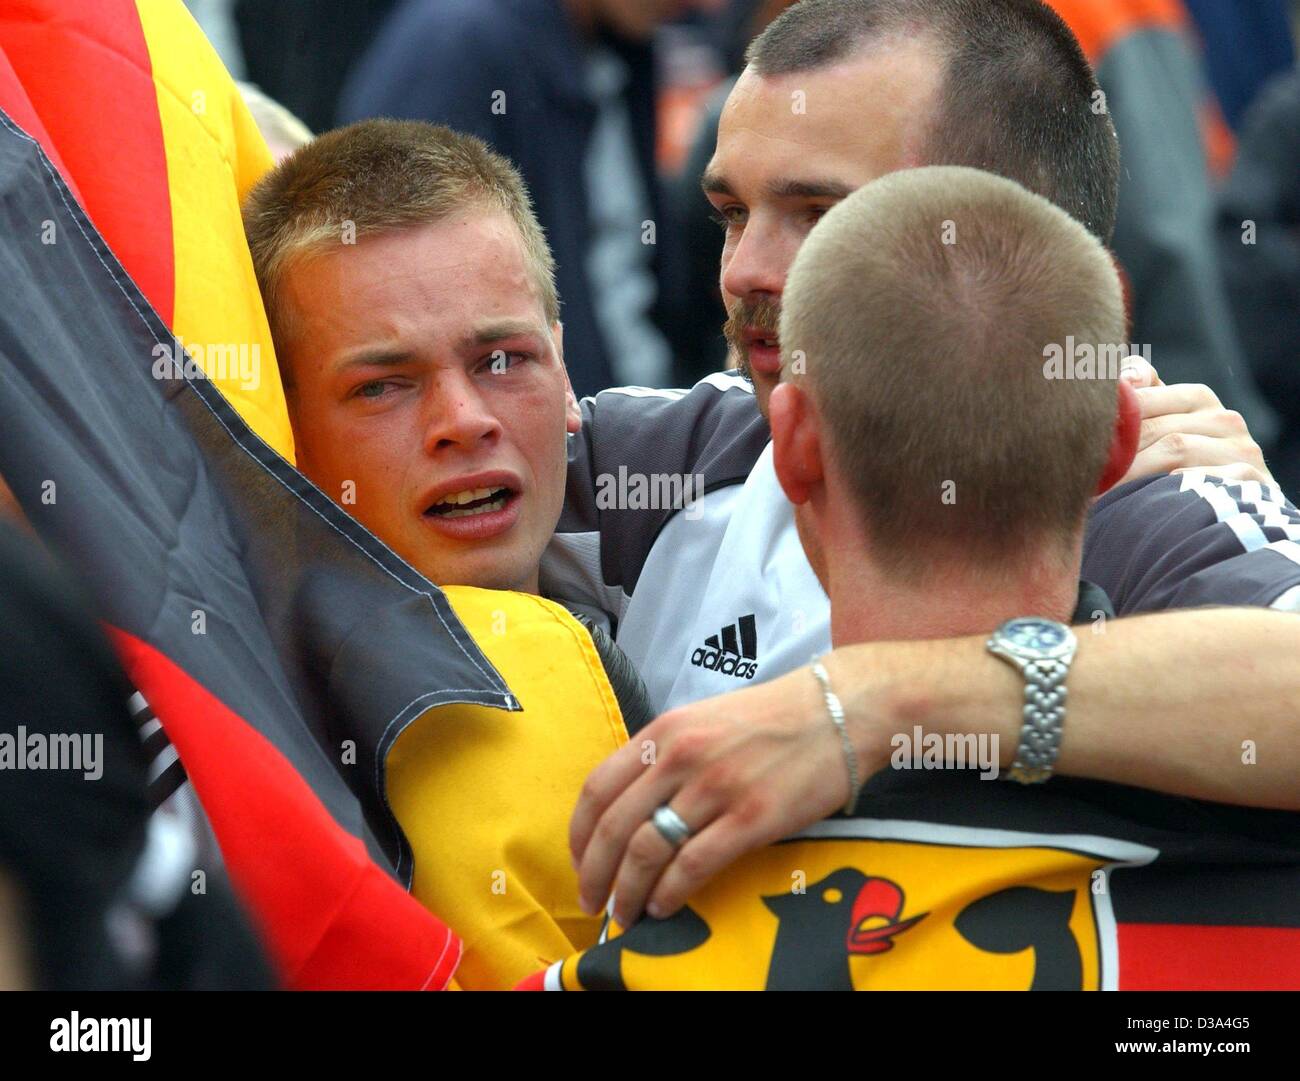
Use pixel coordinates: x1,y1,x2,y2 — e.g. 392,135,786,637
1008,656,1069,784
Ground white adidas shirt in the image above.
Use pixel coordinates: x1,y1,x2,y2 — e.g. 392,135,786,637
618,444,830,712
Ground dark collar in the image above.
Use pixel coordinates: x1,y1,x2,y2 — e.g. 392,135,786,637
1071,579,1115,625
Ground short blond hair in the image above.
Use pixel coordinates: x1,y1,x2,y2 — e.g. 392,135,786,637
780,165,1126,578
242,119,558,356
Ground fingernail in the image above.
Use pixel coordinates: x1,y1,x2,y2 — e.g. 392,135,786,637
1119,366,1139,382
578,894,594,916
646,901,664,920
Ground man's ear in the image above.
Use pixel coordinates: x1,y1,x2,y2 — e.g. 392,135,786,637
1095,376,1142,495
770,382,823,505
551,321,581,434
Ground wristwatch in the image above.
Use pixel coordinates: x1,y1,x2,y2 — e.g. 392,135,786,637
986,617,1078,784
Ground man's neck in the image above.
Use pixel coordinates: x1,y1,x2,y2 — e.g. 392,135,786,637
824,544,1081,647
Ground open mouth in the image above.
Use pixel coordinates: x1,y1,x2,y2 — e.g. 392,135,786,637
424,486,513,520
742,332,782,375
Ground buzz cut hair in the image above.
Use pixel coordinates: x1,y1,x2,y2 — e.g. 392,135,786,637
746,0,1121,244
780,165,1126,578
242,119,559,359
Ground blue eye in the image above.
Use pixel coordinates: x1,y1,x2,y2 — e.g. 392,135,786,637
355,380,394,399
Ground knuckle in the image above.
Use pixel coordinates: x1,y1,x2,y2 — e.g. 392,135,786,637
666,728,711,769
579,773,608,808
648,708,683,737
731,793,770,831
592,813,624,850
1158,431,1188,459
1222,410,1247,434
627,826,667,868
699,760,737,796
674,843,711,882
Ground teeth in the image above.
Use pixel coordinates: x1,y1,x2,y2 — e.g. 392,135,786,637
436,486,496,507
439,495,508,519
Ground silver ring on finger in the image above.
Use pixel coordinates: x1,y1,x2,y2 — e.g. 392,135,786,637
650,804,692,850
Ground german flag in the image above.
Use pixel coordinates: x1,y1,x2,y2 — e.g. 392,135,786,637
529,815,1300,991
0,0,517,989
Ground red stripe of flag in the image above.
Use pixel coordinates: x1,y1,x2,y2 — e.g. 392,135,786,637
0,32,79,203
0,0,174,322
110,629,462,991
1118,923,1300,990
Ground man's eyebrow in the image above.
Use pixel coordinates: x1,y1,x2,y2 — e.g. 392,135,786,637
457,319,546,352
333,321,545,370
701,171,856,202
701,169,733,197
765,177,855,200
334,348,414,373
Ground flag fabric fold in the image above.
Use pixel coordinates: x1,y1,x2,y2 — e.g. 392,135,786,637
0,0,519,988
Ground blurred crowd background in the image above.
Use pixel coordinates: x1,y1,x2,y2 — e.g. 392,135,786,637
191,0,1299,494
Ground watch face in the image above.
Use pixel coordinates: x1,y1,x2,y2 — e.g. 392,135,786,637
999,618,1075,655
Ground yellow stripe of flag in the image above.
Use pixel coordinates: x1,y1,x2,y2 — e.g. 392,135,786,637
135,0,294,462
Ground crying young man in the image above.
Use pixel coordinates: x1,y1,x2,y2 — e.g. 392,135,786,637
243,118,650,990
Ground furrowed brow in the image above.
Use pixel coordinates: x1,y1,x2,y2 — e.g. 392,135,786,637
335,349,413,373
458,319,546,353
765,177,856,200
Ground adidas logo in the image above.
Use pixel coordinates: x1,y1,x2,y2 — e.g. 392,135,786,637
690,614,759,680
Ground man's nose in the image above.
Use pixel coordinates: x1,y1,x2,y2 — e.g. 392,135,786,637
721,215,789,303
421,375,502,453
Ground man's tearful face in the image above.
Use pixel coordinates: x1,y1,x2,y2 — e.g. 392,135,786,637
703,40,942,416
276,211,579,593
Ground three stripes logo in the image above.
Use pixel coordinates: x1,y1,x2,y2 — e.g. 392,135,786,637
690,614,759,680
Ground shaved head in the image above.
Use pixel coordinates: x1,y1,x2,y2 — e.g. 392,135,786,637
780,165,1126,579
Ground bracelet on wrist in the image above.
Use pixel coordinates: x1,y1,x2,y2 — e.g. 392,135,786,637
811,658,862,816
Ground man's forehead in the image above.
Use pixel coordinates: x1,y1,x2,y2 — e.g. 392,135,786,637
709,43,942,189
282,241,551,372
371,212,533,279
